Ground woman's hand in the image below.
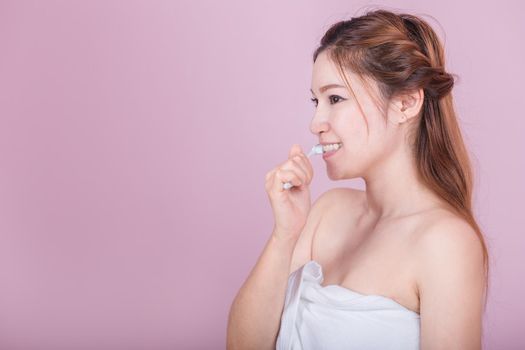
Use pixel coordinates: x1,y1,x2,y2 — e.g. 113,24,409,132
265,144,314,241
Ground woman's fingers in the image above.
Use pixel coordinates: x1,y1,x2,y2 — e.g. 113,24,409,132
274,169,304,192
280,158,308,185
298,153,314,181
265,146,314,193
290,155,312,185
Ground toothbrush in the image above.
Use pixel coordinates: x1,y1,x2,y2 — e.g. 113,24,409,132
282,144,324,190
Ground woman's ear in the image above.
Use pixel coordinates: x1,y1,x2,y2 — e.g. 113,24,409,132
392,88,424,124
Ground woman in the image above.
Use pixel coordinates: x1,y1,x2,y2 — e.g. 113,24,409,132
227,9,489,350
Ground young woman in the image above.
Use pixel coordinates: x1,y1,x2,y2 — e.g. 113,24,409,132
227,9,489,350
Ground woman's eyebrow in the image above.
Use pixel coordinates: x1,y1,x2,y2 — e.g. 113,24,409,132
310,84,346,95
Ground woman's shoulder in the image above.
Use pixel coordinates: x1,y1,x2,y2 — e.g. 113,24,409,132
414,207,475,238
414,210,481,252
313,187,366,218
316,187,366,210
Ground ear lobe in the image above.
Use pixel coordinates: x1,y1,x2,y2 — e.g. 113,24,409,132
399,88,424,120
397,104,407,123
399,112,407,124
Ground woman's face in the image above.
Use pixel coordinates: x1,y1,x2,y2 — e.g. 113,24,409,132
309,50,403,180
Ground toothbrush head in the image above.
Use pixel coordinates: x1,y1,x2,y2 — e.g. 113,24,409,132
307,144,324,157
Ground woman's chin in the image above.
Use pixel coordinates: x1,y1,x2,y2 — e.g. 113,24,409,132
326,168,343,180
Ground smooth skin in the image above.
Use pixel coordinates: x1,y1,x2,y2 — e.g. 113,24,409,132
292,50,486,349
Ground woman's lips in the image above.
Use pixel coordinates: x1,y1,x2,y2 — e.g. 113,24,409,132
322,146,341,159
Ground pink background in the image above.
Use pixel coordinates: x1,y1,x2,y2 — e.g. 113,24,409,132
0,0,523,349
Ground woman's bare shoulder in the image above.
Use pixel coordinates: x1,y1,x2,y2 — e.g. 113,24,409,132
317,187,366,214
413,206,469,234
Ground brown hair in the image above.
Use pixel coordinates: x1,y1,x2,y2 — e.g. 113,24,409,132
313,9,490,310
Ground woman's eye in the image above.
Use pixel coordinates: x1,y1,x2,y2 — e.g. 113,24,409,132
329,95,343,104
310,95,344,107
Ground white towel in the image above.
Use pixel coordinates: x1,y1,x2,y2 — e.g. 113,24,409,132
276,260,420,350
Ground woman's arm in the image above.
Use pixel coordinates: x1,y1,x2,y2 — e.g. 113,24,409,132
226,190,329,350
226,229,297,350
417,217,486,350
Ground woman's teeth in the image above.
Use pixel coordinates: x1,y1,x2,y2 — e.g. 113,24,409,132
322,143,343,153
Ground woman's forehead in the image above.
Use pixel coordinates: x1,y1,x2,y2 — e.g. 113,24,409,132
311,52,345,88
311,52,373,94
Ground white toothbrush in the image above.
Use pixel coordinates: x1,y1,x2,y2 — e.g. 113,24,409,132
282,144,324,190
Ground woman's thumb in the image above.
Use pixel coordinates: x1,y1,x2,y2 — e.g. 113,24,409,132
289,144,302,158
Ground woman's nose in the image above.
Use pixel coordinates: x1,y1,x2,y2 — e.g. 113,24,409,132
309,115,329,136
